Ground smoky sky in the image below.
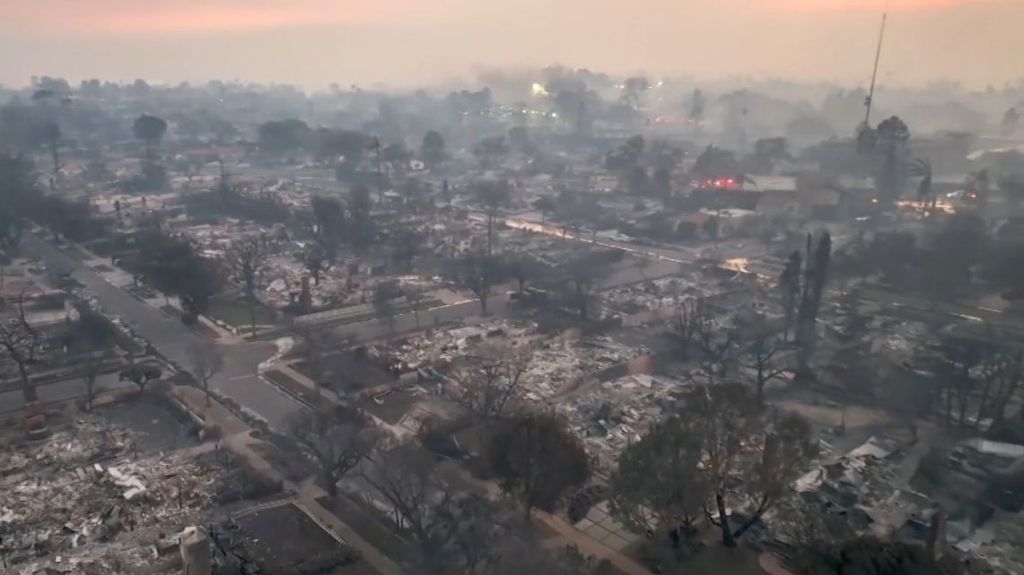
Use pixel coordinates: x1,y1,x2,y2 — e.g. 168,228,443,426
0,0,1020,89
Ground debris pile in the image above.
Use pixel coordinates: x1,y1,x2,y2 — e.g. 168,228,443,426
791,436,919,534
0,422,227,570
600,275,705,313
388,318,539,371
1,420,131,477
520,336,650,400
555,373,689,470
958,511,1024,574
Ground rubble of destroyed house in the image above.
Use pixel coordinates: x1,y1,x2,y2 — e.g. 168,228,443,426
0,408,277,574
556,373,690,470
378,316,652,403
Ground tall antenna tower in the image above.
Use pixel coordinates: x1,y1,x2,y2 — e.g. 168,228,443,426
863,9,889,127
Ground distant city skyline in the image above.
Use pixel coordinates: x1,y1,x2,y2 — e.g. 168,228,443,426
1,0,1020,90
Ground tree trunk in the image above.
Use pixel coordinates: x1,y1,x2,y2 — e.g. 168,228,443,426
247,293,258,337
84,387,94,411
945,385,954,426
19,363,38,404
479,295,488,315
957,388,969,428
795,320,816,383
324,471,338,497
716,493,735,547
50,143,60,190
976,381,994,430
730,502,768,542
756,365,766,404
576,285,588,319
487,214,494,256
993,380,1021,429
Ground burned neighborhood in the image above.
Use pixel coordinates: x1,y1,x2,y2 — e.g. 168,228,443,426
2,3,1024,574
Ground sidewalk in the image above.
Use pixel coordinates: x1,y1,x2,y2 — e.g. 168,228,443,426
169,384,401,575
436,460,652,575
170,385,250,436
533,509,652,575
296,479,402,575
61,240,244,344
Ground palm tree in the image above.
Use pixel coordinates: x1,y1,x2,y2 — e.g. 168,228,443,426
909,158,934,212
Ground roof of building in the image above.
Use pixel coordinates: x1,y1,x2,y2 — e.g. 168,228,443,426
699,208,758,219
743,176,799,193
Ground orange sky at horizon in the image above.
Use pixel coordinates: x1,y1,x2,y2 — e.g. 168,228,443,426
7,0,442,35
0,0,1019,89
778,0,1006,11
5,0,1011,35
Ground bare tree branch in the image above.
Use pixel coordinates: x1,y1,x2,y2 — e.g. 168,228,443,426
289,405,378,497
226,235,271,336
188,344,223,406
456,343,532,420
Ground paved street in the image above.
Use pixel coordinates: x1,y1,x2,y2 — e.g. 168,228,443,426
22,233,306,429
20,233,510,428
331,295,508,342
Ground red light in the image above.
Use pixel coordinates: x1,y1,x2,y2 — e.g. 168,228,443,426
971,193,978,199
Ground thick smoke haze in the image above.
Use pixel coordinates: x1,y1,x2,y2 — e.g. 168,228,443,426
1,0,1020,89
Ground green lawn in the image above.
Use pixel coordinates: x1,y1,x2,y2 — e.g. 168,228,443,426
206,297,278,328
262,368,332,410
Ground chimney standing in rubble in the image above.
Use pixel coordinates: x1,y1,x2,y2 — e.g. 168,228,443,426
180,527,212,575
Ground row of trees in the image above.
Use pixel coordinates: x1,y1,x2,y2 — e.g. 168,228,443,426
607,377,976,573
0,153,113,253
418,370,818,567
283,312,980,573
445,247,615,320
834,213,1024,299
293,188,379,305
258,120,449,171
121,230,223,322
781,232,832,380
672,232,831,397
610,383,816,552
923,334,1024,432
4,106,171,192
307,187,376,255
287,401,601,574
